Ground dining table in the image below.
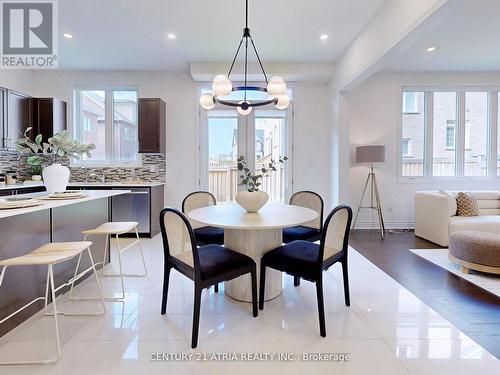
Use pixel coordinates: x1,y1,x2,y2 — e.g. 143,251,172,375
187,202,318,302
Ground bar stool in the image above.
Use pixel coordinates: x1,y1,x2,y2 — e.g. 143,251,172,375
70,221,147,301
0,241,106,365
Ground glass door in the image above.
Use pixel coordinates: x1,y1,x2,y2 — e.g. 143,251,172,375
201,105,291,203
206,112,240,203
254,110,287,202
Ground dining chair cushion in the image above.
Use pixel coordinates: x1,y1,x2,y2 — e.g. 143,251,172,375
194,226,225,245
197,245,254,280
282,226,321,243
262,240,320,278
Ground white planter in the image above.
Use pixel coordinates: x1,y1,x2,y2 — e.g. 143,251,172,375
42,163,70,194
235,190,269,213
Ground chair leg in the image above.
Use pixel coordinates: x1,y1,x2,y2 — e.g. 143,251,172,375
161,265,171,315
135,226,148,276
214,283,219,293
250,266,258,318
293,276,301,287
315,278,326,337
87,247,106,313
68,252,83,300
259,261,266,310
191,286,202,349
341,258,350,306
48,265,62,358
114,234,126,300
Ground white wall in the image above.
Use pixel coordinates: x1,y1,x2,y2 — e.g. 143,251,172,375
0,70,333,209
343,71,500,228
292,82,332,210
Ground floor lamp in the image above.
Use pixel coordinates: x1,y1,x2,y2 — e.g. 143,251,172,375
352,145,386,239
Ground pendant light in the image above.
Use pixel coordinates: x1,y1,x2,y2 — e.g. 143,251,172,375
199,0,289,115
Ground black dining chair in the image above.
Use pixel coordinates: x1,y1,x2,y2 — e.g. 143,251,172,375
282,191,324,287
160,208,258,348
259,205,352,337
182,191,225,292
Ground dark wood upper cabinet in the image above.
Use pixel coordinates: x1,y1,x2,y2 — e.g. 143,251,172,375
33,98,67,141
6,90,32,149
138,98,166,153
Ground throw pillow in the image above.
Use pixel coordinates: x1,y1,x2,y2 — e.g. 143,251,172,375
456,192,479,217
438,189,457,216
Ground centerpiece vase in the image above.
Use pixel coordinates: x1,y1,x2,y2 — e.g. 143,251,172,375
42,163,70,194
235,190,269,213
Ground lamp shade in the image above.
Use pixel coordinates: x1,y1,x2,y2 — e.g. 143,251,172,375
356,145,386,163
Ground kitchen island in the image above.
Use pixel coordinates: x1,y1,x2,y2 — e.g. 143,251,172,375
0,190,129,336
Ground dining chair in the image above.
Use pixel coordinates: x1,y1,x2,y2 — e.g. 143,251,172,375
283,191,324,286
182,191,225,246
259,205,352,337
160,208,258,348
182,191,225,292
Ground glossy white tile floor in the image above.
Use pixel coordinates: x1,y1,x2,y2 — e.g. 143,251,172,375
0,235,498,375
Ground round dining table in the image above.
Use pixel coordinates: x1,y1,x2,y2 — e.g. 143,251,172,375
187,202,318,302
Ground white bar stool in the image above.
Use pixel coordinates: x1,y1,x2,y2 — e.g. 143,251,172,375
71,221,147,301
0,241,106,365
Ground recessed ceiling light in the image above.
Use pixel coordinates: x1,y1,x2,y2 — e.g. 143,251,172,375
167,33,176,40
320,34,328,41
63,33,73,39
426,46,436,52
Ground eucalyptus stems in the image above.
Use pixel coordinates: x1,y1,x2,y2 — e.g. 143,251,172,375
237,155,288,192
16,127,96,168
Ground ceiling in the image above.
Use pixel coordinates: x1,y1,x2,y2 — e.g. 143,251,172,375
58,0,386,70
381,0,500,71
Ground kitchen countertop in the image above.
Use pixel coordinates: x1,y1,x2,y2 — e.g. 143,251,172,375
0,181,164,191
0,190,130,219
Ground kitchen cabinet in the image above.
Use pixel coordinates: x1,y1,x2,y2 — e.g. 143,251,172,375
138,98,166,153
33,98,67,140
6,90,32,149
0,88,5,149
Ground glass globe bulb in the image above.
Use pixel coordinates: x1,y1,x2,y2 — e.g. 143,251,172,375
275,95,290,110
237,101,252,115
267,76,287,96
199,93,215,110
212,75,233,96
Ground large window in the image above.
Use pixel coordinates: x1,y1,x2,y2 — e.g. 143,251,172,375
401,89,498,178
73,88,139,165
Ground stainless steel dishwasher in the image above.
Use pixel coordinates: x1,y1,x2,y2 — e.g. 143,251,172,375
111,188,150,234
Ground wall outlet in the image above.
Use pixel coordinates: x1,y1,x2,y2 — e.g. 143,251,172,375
149,165,158,173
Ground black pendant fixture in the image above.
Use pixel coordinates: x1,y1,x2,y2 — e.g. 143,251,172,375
199,0,289,115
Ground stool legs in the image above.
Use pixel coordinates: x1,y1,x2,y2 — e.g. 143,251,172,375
48,265,62,359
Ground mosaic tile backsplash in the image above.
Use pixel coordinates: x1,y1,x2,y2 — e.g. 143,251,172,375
0,151,166,183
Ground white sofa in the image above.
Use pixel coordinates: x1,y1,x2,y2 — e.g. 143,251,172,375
415,191,500,247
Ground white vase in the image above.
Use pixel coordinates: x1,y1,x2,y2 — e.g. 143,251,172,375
235,190,269,213
42,163,70,194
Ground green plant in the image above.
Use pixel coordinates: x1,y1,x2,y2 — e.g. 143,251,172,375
237,155,288,192
16,127,95,167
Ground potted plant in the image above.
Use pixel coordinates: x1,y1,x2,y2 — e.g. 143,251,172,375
16,127,95,193
236,155,287,212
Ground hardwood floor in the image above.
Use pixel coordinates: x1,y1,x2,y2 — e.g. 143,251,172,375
350,229,500,359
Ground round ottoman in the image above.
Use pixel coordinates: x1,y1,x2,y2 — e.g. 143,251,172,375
449,231,500,275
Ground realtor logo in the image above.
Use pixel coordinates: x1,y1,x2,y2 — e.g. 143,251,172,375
1,0,58,69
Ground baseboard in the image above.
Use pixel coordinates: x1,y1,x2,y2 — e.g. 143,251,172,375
352,221,415,230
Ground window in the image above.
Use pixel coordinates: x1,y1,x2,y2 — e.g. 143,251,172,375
83,117,94,133
433,92,456,176
401,138,411,156
402,92,420,113
401,92,425,176
74,88,139,165
464,92,488,176
445,121,455,149
401,89,497,178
